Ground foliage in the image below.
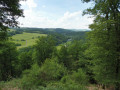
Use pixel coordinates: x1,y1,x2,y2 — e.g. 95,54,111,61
15,43,21,46
0,41,18,81
68,40,83,61
21,58,66,89
57,45,70,68
0,0,24,31
36,83,88,90
17,50,34,74
0,78,22,89
34,36,55,65
83,0,120,89
61,68,88,85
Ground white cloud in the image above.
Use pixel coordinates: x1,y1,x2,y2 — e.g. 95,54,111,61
19,1,94,29
20,0,37,9
55,11,94,29
18,0,94,29
42,5,46,8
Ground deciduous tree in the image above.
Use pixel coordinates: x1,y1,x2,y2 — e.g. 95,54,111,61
82,0,120,89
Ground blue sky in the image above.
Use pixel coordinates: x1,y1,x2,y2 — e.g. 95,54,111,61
19,0,94,29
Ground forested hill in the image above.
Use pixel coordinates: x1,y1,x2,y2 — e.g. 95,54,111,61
8,28,88,48
10,27,88,42
12,27,89,36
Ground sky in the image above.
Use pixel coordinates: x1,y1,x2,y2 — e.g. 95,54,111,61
19,0,94,29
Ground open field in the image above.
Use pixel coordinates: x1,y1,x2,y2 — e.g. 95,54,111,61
11,32,47,49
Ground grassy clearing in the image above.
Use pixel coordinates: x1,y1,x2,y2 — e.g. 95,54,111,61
10,32,47,49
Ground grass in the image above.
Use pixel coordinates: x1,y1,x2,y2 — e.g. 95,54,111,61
8,29,15,32
10,32,47,49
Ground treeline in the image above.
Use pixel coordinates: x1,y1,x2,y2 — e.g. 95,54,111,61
9,28,87,46
8,30,23,36
12,28,87,40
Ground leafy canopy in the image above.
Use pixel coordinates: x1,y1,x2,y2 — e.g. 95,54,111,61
0,0,24,31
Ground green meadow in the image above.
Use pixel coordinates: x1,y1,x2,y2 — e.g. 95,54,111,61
11,32,47,49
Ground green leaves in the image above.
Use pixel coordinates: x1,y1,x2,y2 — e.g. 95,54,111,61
0,0,24,30
83,0,120,88
0,41,18,81
35,36,55,65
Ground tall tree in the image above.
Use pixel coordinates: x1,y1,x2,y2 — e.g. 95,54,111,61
0,0,24,30
58,45,70,68
34,36,55,66
0,41,18,81
0,0,24,80
82,0,120,90
0,0,24,40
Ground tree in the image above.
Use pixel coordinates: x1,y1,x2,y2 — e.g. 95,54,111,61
0,0,24,80
0,41,18,81
82,0,120,90
0,0,24,40
17,47,34,75
68,40,82,61
34,36,55,66
58,45,69,68
0,0,24,30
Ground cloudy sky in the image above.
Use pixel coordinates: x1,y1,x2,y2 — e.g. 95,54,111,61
19,0,94,29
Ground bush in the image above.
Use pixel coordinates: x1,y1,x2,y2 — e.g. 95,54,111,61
0,79,22,89
15,43,21,46
71,69,88,85
37,36,40,38
32,83,88,90
38,58,66,82
21,39,25,41
21,58,66,90
32,37,34,39
21,64,41,89
61,68,88,85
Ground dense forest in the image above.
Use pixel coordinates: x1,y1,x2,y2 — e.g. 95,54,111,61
0,0,120,90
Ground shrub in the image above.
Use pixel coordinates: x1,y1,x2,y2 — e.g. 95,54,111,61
61,68,88,85
71,69,88,85
0,79,22,89
38,58,66,82
15,43,21,46
21,58,66,90
21,39,25,41
34,83,88,90
21,64,41,89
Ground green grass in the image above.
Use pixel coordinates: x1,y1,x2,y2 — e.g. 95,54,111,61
11,32,47,49
8,29,15,32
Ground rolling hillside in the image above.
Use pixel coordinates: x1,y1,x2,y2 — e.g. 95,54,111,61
11,32,47,49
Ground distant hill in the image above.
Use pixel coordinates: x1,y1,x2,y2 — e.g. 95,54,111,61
11,27,89,35
10,27,89,49
69,29,90,31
